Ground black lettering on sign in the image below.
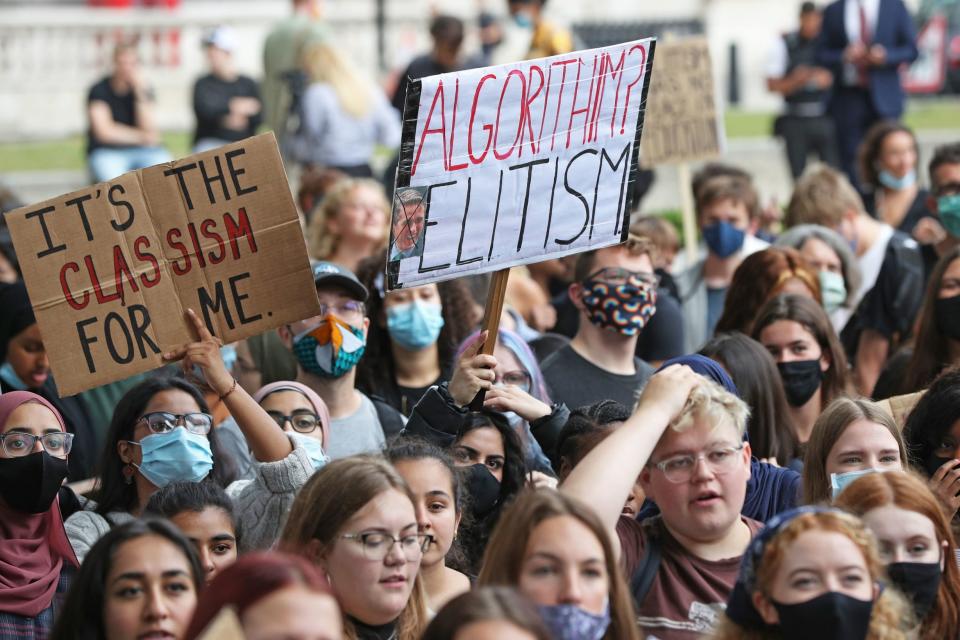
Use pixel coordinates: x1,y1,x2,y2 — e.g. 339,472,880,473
25,206,67,258
196,272,263,335
417,181,456,274
75,304,160,372
108,184,136,232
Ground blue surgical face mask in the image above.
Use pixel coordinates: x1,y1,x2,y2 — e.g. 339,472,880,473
938,194,960,237
512,11,533,28
0,362,27,391
830,468,884,499
386,300,445,351
818,270,847,314
702,221,746,258
878,169,917,191
537,603,611,640
132,427,213,488
289,432,328,471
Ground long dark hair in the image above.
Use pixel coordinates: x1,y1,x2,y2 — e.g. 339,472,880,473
94,377,228,516
858,120,919,191
752,294,850,407
902,247,960,394
51,519,204,640
701,332,800,465
556,399,630,480
354,249,476,408
455,411,527,574
902,367,960,475
384,436,469,571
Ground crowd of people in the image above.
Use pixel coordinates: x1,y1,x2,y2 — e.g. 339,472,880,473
2,0,960,638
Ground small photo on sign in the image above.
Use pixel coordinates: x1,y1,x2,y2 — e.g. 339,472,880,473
389,186,427,262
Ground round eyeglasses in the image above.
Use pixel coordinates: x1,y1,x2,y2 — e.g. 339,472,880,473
266,410,321,434
651,443,746,483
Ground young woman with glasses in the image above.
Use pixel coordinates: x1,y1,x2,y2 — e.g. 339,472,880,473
65,308,295,561
280,455,429,640
0,391,80,638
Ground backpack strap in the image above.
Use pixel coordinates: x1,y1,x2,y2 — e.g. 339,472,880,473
630,529,662,608
371,396,405,440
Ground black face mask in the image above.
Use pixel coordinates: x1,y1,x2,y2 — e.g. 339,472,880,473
887,561,942,620
465,463,501,518
777,359,824,407
772,591,873,640
935,294,960,341
0,451,69,514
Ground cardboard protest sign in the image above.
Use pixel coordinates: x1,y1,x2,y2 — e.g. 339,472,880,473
388,38,656,290
640,37,723,167
5,133,320,396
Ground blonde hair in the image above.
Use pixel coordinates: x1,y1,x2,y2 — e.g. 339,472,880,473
712,511,911,640
279,456,428,640
786,164,864,228
307,178,389,260
661,377,751,439
302,41,372,119
478,490,640,640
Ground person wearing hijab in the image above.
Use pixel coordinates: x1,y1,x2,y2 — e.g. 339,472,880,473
636,354,802,524
0,282,96,481
0,391,80,637
225,380,333,552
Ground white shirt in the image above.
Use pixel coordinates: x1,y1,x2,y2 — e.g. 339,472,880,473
765,36,789,79
845,0,881,44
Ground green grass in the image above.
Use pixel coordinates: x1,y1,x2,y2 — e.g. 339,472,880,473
0,132,192,173
1,99,956,174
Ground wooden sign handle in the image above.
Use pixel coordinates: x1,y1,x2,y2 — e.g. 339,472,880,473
468,268,511,411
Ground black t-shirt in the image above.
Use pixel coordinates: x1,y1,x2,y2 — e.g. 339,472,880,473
863,189,934,236
841,230,924,358
87,76,139,154
192,73,262,145
391,54,459,114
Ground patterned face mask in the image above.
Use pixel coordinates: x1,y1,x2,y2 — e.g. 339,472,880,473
292,315,366,379
580,271,658,336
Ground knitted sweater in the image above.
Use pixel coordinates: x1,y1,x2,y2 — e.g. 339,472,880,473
64,436,315,559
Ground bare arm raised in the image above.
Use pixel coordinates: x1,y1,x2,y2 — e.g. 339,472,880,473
560,365,701,542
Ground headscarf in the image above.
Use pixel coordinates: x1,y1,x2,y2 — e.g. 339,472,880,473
0,391,79,617
252,381,331,448
725,506,838,629
658,354,737,395
0,281,36,363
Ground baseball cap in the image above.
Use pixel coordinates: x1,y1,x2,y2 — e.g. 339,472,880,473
311,261,368,302
202,26,239,53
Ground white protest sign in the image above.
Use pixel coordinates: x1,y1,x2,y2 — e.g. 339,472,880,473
387,39,656,290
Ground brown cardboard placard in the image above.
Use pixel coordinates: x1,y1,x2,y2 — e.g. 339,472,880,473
640,37,723,167
5,133,320,396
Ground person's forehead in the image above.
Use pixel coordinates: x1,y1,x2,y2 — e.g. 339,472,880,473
778,529,866,573
493,343,522,370
458,427,504,456
933,163,960,187
830,420,898,453
592,246,652,272
2,401,61,434
170,506,235,537
260,390,314,413
862,504,937,541
343,488,416,530
654,412,739,454
760,319,814,345
315,285,359,303
800,236,840,262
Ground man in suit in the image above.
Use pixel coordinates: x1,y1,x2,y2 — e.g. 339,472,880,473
816,0,918,191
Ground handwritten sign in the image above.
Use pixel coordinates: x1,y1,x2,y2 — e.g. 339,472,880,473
5,133,320,396
387,38,656,289
640,37,722,167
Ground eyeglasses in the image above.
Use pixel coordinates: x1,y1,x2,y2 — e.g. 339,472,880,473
319,301,364,319
0,432,74,459
340,531,434,562
493,370,531,393
136,412,213,436
266,410,321,434
585,267,658,287
651,443,746,483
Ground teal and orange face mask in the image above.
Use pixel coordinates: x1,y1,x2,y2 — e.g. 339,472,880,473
292,315,366,379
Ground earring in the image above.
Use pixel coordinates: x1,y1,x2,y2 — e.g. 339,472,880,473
122,463,135,485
